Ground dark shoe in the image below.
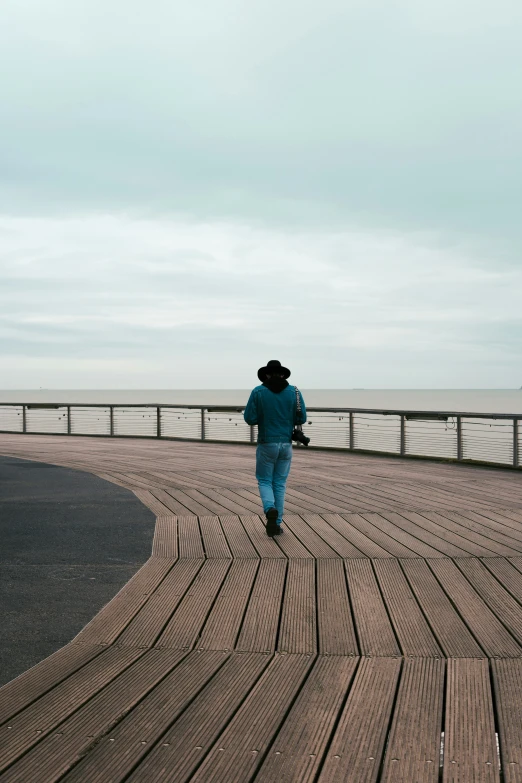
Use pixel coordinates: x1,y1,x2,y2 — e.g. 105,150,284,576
265,507,278,536
273,525,282,535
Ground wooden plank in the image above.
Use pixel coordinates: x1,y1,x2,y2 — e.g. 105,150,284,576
110,472,154,490
230,486,299,513
476,508,522,538
269,521,314,559
0,649,188,783
239,514,287,558
425,480,522,509
491,658,522,783
400,559,485,658
219,514,259,559
325,480,426,512
459,509,522,546
342,513,420,558
195,487,254,514
345,559,400,656
126,652,271,783
255,655,359,783
73,557,174,645
151,515,177,559
443,658,499,783
483,556,522,603
188,654,314,783
177,515,204,559
121,471,163,491
236,560,287,653
420,511,510,557
197,469,257,487
380,658,445,783
509,555,522,576
133,469,210,490
198,560,259,651
183,488,235,515
298,513,365,557
198,516,232,558
152,487,193,514
284,486,351,513
318,657,402,783
322,513,392,558
490,508,522,527
117,559,204,648
437,510,521,556
373,559,442,657
216,487,263,513
324,480,417,510
278,559,317,654
429,559,522,657
360,512,446,558
432,477,522,505
282,514,340,558
166,488,215,516
295,483,389,513
317,559,358,656
155,560,231,649
390,478,497,509
97,471,134,488
370,480,474,511
133,474,181,491
133,488,173,516
456,557,522,647
61,650,229,783
398,509,491,557
0,643,102,726
0,646,144,774
381,510,472,557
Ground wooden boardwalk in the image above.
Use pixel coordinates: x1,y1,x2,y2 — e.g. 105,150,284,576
2,434,522,781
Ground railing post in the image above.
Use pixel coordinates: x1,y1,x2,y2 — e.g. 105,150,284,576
67,405,71,435
400,415,405,455
22,404,26,434
349,412,354,450
514,418,519,468
201,408,206,441
109,406,114,437
156,406,161,438
250,425,255,443
457,416,463,460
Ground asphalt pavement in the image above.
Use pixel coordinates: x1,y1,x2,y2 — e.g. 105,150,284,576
0,454,155,687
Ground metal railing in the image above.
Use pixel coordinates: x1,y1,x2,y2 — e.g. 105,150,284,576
0,402,520,469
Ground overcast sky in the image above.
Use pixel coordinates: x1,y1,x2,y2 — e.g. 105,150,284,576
1,0,521,388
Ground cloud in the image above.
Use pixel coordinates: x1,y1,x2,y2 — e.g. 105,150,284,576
0,212,520,387
1,1,521,387
1,0,522,244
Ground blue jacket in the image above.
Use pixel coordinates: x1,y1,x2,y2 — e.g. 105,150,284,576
244,384,307,444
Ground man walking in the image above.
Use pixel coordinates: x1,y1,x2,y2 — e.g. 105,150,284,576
244,360,307,536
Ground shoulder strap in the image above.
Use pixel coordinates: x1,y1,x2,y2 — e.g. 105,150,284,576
294,385,302,424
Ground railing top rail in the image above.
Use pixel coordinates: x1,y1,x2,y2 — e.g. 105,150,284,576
1,402,521,419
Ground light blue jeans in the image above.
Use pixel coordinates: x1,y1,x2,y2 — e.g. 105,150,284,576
255,442,293,525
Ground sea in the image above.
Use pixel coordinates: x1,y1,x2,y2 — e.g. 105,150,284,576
1,389,521,414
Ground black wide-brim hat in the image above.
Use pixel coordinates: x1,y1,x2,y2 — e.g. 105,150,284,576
257,359,291,382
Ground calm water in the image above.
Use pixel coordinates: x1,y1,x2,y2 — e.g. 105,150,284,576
1,389,521,414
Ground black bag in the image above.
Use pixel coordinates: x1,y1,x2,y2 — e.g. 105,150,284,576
291,386,310,446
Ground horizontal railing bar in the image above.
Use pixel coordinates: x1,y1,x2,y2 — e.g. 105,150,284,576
1,402,521,470
1,402,521,419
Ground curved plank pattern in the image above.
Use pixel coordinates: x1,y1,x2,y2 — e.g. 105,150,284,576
2,433,522,782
